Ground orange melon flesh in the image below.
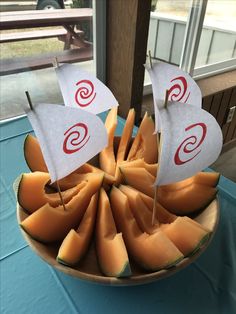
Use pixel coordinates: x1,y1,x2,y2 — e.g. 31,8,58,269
137,189,177,224
120,167,155,197
99,107,118,176
116,108,135,163
160,217,211,256
24,134,48,172
96,188,131,277
119,185,159,234
119,159,157,177
20,173,104,243
158,184,218,215
127,113,158,164
161,171,220,191
120,185,210,256
110,187,184,271
57,193,98,266
74,163,115,186
16,172,79,214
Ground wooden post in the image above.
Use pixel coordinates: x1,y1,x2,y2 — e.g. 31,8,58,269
106,0,151,124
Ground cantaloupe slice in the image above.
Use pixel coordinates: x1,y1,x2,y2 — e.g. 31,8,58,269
110,187,183,271
127,112,158,164
24,134,48,172
120,167,155,197
119,185,159,234
20,173,104,243
99,107,118,176
74,163,115,186
96,188,131,277
116,108,135,163
161,171,220,191
119,185,210,256
119,159,157,177
57,193,98,266
137,189,177,224
158,184,218,215
15,171,79,214
160,217,211,256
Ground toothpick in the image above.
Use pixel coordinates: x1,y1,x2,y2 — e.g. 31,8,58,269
56,181,66,211
53,57,59,68
25,91,33,111
148,50,153,69
152,187,159,226
164,89,169,108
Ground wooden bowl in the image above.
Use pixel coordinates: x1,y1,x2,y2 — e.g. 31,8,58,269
17,197,219,286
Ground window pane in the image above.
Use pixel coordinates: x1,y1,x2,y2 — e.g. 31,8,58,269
145,0,191,87
0,2,95,121
195,0,236,68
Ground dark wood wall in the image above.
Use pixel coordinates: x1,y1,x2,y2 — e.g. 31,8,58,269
202,87,236,144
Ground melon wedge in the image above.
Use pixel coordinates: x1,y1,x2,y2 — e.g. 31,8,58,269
110,187,183,271
137,189,177,224
96,188,131,277
24,134,48,172
15,172,79,214
57,193,98,266
119,185,210,256
158,184,218,215
119,159,157,177
74,163,115,186
160,217,211,256
20,173,104,243
99,107,118,176
116,108,135,163
120,167,155,197
119,185,159,234
161,171,220,191
127,113,158,164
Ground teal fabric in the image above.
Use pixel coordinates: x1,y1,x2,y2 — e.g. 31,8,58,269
0,115,236,314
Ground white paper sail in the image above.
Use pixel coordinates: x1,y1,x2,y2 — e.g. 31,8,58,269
155,101,223,186
146,62,202,132
55,63,118,114
27,103,108,183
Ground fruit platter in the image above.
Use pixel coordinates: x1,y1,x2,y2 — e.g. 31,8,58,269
15,106,220,285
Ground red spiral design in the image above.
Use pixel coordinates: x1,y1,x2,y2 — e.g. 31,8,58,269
168,76,190,103
174,123,207,165
63,123,90,154
74,79,96,107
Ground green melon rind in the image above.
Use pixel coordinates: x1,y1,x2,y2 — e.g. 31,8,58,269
23,134,33,172
56,256,77,267
202,171,220,187
185,232,211,257
13,174,34,214
139,254,184,272
100,260,132,278
13,174,23,200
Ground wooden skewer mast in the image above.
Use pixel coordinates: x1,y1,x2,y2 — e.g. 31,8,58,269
25,91,66,211
152,89,169,225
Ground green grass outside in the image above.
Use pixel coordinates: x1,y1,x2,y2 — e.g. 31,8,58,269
0,28,64,59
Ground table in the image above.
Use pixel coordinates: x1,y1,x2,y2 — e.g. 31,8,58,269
1,115,236,314
0,9,93,75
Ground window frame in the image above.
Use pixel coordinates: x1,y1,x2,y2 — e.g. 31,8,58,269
144,0,236,93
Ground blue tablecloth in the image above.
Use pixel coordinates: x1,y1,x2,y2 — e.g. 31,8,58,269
1,115,236,314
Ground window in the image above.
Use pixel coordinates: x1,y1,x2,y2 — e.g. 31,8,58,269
0,0,106,121
145,0,236,92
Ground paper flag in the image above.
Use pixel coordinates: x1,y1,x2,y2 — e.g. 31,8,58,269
146,62,202,132
27,104,108,183
55,63,118,114
155,101,222,186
